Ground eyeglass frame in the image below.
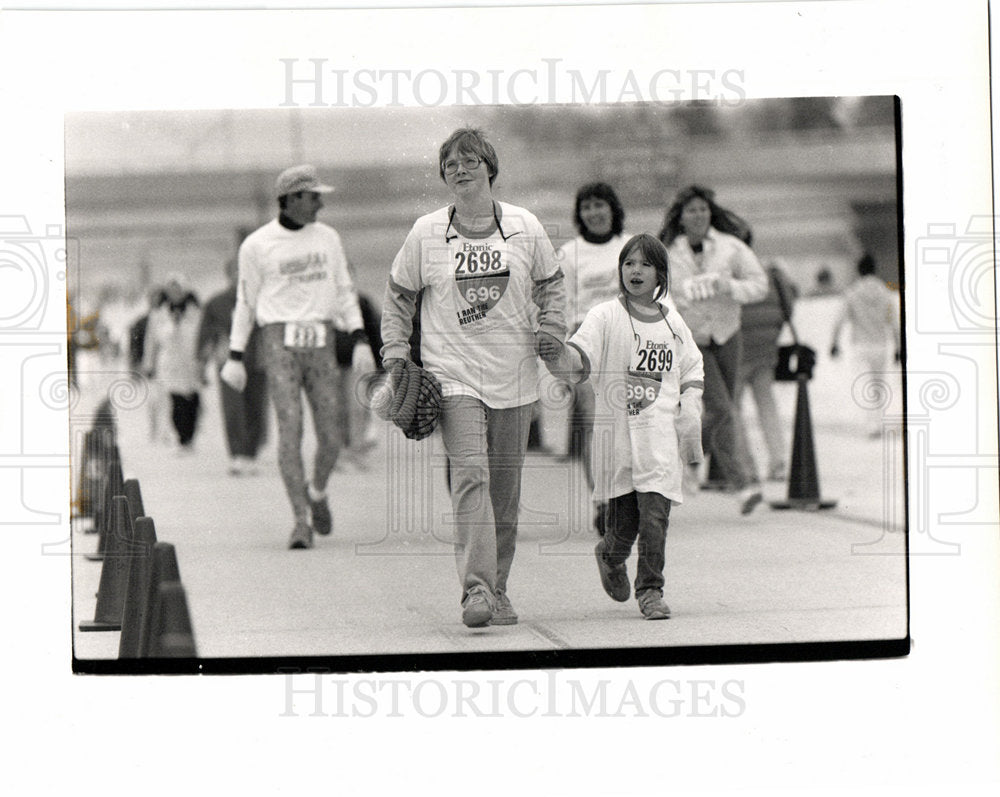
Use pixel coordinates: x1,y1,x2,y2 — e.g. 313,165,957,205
442,154,483,175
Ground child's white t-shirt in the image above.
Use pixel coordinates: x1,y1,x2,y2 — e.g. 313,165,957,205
568,295,704,504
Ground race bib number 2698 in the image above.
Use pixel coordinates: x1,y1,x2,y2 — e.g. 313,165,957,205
455,248,509,312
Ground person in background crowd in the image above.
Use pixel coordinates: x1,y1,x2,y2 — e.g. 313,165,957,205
130,285,170,443
221,164,366,550
737,259,799,482
198,240,269,476
142,273,204,452
380,127,566,628
555,182,630,535
67,299,102,389
335,291,384,469
659,184,767,515
829,252,901,438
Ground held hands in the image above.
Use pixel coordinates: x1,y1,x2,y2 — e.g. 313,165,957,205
220,359,247,392
535,330,563,364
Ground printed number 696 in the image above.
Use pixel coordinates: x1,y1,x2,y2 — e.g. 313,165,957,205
627,383,657,403
466,285,501,304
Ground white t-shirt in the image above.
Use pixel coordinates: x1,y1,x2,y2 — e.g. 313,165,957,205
387,202,563,409
838,275,899,347
229,218,363,351
569,295,704,504
557,233,629,328
666,227,767,346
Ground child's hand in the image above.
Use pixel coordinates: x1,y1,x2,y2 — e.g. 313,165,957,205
677,418,703,466
676,391,704,466
535,331,563,363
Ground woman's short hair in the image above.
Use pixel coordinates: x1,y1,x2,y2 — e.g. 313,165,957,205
658,184,753,247
618,233,671,301
438,127,499,186
573,182,625,236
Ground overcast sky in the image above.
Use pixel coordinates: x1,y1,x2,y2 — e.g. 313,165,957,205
64,107,479,175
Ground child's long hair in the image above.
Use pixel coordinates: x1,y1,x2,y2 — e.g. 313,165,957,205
617,233,670,301
658,184,753,247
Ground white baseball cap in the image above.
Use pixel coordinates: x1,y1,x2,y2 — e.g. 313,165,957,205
275,164,334,199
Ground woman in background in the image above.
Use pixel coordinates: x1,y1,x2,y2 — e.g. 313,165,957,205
556,182,629,535
659,184,767,514
143,273,204,451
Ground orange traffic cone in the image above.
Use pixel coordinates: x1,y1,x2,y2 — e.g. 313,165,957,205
137,542,182,657
79,495,135,631
118,516,157,658
147,582,197,658
770,375,837,511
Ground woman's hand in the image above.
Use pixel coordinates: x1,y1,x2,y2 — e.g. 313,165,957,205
534,331,563,363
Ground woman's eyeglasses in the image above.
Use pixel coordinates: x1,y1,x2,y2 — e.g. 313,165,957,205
443,155,482,175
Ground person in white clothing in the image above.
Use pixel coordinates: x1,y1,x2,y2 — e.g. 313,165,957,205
142,274,203,451
380,127,567,629
659,185,767,515
829,252,901,437
548,233,704,620
221,164,365,550
555,182,629,533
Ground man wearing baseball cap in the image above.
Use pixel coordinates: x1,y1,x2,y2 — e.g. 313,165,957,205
221,164,365,550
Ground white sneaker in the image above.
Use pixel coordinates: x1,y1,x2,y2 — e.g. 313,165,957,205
737,487,763,516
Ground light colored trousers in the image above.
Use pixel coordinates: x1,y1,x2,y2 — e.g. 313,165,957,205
438,395,532,603
737,363,787,474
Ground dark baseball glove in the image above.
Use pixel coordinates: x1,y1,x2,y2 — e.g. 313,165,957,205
385,359,443,441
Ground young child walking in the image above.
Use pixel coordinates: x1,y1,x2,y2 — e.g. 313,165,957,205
548,233,704,619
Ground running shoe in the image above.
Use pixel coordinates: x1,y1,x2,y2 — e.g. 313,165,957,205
737,488,763,516
490,590,518,625
310,495,332,536
461,586,494,628
595,539,631,602
637,589,671,620
288,522,314,550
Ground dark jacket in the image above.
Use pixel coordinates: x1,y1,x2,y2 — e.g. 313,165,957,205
740,265,797,372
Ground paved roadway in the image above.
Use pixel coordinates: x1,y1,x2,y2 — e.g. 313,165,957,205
71,343,908,667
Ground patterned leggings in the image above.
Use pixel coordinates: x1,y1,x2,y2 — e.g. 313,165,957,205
260,324,345,526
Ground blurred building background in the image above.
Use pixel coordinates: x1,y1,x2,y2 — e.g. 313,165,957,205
64,96,899,340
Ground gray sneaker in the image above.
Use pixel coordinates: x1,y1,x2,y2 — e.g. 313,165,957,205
288,522,314,550
490,590,518,625
595,539,631,602
461,586,494,628
637,589,671,620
